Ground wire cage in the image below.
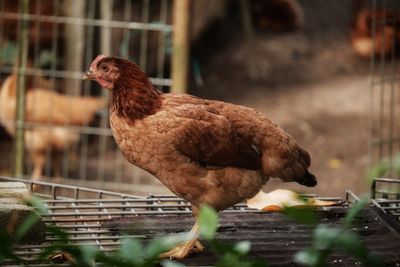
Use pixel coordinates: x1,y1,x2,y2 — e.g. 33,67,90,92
368,0,400,178
0,0,176,194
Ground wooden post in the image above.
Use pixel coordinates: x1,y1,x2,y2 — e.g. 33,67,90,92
100,0,112,56
171,0,191,94
63,0,85,95
14,0,30,177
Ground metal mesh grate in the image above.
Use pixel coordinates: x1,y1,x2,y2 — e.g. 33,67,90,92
371,178,400,231
0,176,348,266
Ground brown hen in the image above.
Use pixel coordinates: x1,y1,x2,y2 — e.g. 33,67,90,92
83,55,317,259
351,8,400,58
0,74,105,179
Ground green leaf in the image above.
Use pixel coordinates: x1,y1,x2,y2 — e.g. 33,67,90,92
14,213,41,242
294,249,321,266
161,260,187,267
335,230,363,251
282,206,316,225
198,204,218,240
146,234,185,260
14,196,49,243
25,195,49,215
215,253,246,267
46,225,69,242
312,225,338,250
342,196,368,229
215,253,266,267
118,238,144,265
208,239,236,255
0,41,17,64
74,245,98,267
233,241,251,256
366,152,400,184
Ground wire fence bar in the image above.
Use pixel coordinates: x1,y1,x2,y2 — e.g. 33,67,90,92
14,0,29,177
0,12,173,32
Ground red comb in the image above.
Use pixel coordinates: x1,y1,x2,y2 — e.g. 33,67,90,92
90,55,106,68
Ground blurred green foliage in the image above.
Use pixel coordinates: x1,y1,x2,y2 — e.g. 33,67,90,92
0,40,55,68
0,40,17,65
367,152,400,184
282,205,316,225
199,204,219,240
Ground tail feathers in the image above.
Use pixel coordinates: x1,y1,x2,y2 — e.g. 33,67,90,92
298,171,317,187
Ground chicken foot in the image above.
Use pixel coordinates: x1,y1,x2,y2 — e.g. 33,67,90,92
159,219,204,259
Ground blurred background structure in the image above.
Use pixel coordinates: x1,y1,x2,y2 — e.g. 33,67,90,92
368,0,400,181
0,0,399,196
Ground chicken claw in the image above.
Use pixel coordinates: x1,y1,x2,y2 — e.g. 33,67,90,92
159,220,203,259
159,240,204,259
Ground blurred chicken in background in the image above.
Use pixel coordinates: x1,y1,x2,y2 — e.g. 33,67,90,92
0,74,106,180
351,8,400,58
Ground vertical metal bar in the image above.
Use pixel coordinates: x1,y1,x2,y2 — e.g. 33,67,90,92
80,0,96,181
391,1,400,180
157,0,168,90
0,0,4,63
98,0,113,184
171,0,190,93
63,0,85,94
120,0,132,59
139,0,149,71
0,0,7,170
388,1,397,177
371,179,377,199
378,0,386,162
368,0,377,169
100,0,113,56
28,0,42,176
14,0,30,177
32,0,41,76
46,0,60,178
240,0,254,40
62,0,85,180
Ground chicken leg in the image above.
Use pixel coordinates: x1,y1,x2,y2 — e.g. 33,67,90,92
31,151,45,180
159,218,204,259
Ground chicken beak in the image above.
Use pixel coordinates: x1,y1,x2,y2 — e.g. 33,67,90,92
82,71,94,80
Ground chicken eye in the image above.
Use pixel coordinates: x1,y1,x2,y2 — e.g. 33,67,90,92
100,64,109,72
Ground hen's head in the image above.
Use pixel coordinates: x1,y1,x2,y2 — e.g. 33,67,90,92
82,55,122,90
83,55,151,91
83,55,160,120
